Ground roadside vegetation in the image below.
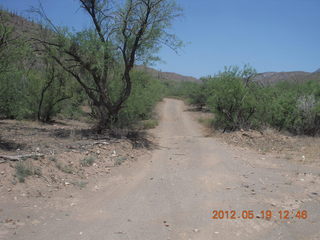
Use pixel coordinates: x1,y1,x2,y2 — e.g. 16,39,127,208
15,161,41,183
0,0,179,188
0,0,181,131
171,65,320,136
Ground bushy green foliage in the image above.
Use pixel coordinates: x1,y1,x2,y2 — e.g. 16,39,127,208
0,17,84,121
0,55,81,121
115,71,167,128
31,0,182,131
165,80,206,109
0,8,175,129
262,81,320,135
205,66,260,131
141,119,158,129
80,156,96,167
0,19,30,119
0,19,166,128
55,162,73,174
174,65,320,136
15,161,41,183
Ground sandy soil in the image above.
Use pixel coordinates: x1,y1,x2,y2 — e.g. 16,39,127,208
195,111,320,166
1,98,320,240
0,118,148,197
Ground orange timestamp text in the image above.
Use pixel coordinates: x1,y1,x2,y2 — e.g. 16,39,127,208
211,210,308,220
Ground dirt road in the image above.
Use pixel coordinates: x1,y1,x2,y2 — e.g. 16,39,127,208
2,98,320,240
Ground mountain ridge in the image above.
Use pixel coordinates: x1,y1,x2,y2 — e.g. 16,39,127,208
0,9,199,83
1,9,318,84
136,66,199,82
254,70,320,85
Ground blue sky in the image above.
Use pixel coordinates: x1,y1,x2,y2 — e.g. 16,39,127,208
1,0,319,78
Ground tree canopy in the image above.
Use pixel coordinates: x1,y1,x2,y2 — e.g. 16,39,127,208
34,0,182,131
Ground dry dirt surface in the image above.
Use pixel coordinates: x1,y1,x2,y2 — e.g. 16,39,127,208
1,98,320,240
196,112,320,167
0,118,147,199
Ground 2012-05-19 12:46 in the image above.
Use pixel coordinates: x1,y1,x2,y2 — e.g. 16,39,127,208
211,210,308,220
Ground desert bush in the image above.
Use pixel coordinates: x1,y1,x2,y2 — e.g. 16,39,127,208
114,156,127,166
0,10,169,126
177,64,320,136
165,80,208,111
33,0,182,131
0,63,81,121
80,156,96,167
0,20,83,121
55,162,73,174
15,161,41,183
0,20,30,119
265,81,320,135
141,119,158,129
71,180,88,189
114,71,167,128
49,156,57,162
185,82,207,110
205,66,260,131
294,95,320,135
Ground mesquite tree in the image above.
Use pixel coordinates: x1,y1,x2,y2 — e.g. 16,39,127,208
37,56,73,122
35,0,181,131
0,18,18,77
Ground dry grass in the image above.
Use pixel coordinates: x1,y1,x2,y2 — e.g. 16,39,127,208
15,160,42,182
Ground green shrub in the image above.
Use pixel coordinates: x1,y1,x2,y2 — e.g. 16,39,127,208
185,82,207,110
265,81,320,135
175,64,320,136
80,156,95,167
71,180,88,189
206,66,260,131
15,161,41,183
115,71,167,128
114,156,127,166
0,14,85,122
166,81,206,109
141,119,158,129
49,156,57,162
55,162,73,174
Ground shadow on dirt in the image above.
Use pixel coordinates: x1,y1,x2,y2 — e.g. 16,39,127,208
0,137,26,151
126,131,155,149
51,128,104,139
185,107,210,112
51,128,155,149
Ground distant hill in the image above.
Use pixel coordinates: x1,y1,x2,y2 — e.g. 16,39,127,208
136,66,199,82
0,9,41,38
3,10,318,85
254,71,320,85
1,9,199,83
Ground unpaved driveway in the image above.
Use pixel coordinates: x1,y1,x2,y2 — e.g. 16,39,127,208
1,98,320,240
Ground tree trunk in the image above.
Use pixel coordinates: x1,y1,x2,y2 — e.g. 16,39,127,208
95,105,108,133
95,104,121,133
